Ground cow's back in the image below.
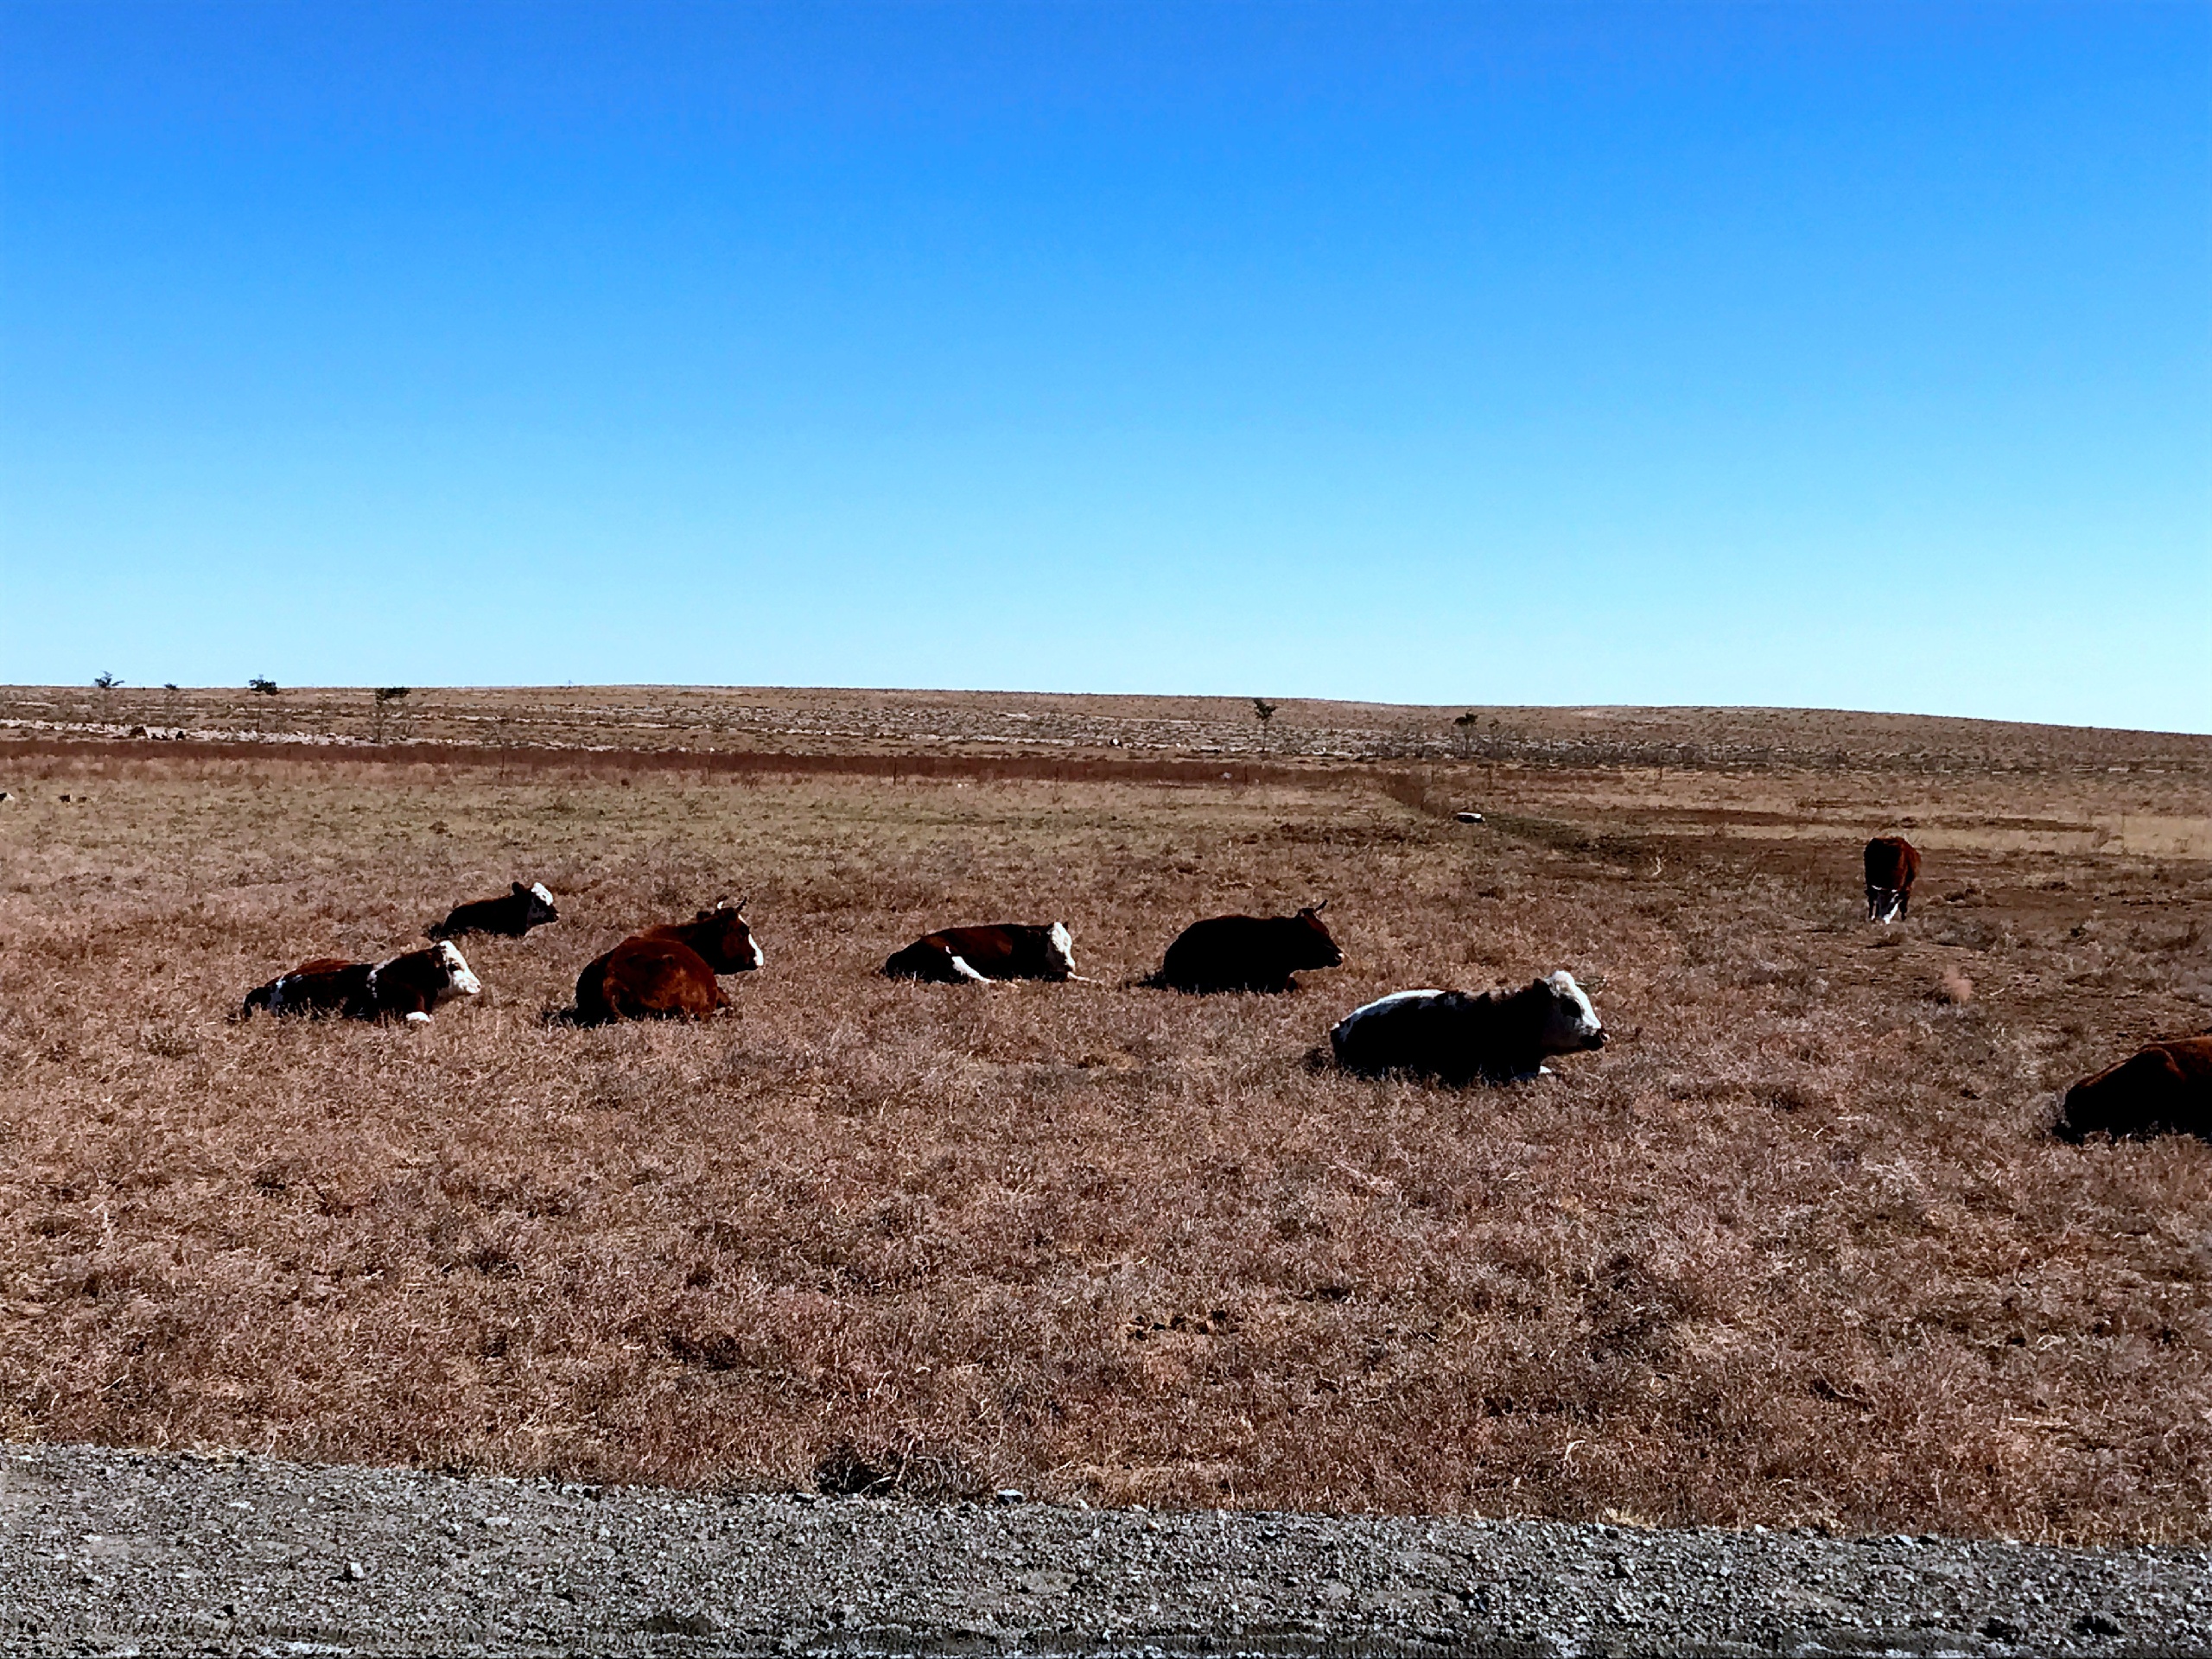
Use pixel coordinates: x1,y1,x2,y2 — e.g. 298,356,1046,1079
577,937,727,1023
2060,1036,2212,1141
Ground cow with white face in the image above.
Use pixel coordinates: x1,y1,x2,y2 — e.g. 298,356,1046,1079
1329,971,1606,1084
242,941,482,1026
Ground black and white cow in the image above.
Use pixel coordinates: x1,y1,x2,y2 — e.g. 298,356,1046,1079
428,881,559,940
1329,971,1605,1084
242,941,482,1026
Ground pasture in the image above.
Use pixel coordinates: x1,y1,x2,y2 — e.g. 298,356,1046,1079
2,702,2209,1542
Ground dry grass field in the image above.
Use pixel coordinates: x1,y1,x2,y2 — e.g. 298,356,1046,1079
3,692,2209,1543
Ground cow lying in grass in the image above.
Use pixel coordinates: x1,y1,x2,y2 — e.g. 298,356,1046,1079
1329,971,1606,1084
574,937,728,1024
1154,905,1344,994
640,898,764,973
2055,1037,2212,1142
242,942,481,1026
428,881,558,940
883,923,1084,984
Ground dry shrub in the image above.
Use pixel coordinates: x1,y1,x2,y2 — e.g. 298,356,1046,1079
0,732,2209,1541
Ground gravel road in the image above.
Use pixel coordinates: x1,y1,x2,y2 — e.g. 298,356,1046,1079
3,1443,2206,1656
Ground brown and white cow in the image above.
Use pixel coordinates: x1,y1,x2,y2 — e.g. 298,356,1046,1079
1864,836,1921,923
1155,905,1344,994
1329,971,1605,1084
639,898,764,974
883,922,1081,984
2055,1036,2212,1142
242,942,481,1025
429,881,559,940
574,936,728,1024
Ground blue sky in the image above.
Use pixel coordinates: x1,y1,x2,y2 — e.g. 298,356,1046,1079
2,2,2206,730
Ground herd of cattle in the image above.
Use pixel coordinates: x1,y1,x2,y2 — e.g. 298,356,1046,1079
237,839,2209,1139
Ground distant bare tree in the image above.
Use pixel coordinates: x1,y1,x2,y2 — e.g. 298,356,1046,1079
1252,699,1278,757
248,677,278,696
1453,711,1479,758
92,672,121,690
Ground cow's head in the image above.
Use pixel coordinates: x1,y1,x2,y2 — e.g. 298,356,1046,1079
512,881,559,927
1535,970,1605,1054
1866,886,1908,924
1291,903,1345,969
1046,921,1077,978
692,897,765,972
429,940,484,1003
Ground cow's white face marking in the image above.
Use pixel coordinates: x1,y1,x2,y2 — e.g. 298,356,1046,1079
947,953,990,983
1541,970,1605,1052
530,883,554,907
435,941,482,1000
1046,921,1077,976
404,1010,433,1026
747,936,766,969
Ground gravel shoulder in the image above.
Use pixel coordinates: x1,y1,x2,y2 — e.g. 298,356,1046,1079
3,1445,2208,1656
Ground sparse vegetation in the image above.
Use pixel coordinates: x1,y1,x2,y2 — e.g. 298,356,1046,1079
0,696,2208,1542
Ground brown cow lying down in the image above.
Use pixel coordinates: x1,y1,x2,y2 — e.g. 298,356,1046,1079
883,922,1081,983
1329,972,1605,1084
1155,905,1344,994
640,898,764,973
241,942,482,1025
575,936,728,1024
2055,1036,2212,1142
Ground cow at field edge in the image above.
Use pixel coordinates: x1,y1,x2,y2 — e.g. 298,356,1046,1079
1329,971,1605,1084
575,936,728,1023
1864,836,1921,924
883,923,1080,984
429,881,559,940
2055,1036,2212,1142
242,942,481,1025
1156,905,1343,994
640,898,764,973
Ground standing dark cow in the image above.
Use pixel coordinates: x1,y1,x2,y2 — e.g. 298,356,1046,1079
429,881,559,940
1329,971,1605,1084
574,937,728,1024
640,898,764,973
2055,1036,2212,1142
1156,905,1343,993
883,923,1080,984
242,942,482,1026
1864,836,1921,924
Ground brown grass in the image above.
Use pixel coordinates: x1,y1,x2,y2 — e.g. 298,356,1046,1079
2,703,2210,1541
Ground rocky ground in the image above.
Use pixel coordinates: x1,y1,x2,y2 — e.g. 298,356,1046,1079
3,1445,2207,1656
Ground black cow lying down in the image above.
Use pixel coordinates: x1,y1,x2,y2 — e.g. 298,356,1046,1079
1155,905,1344,994
429,881,559,940
1329,971,1605,1084
883,923,1082,983
2055,1036,2212,1142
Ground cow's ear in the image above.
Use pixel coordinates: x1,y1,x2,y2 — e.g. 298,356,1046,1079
512,882,530,896
1311,899,1327,915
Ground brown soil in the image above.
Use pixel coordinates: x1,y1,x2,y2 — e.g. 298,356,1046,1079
1,692,2208,1542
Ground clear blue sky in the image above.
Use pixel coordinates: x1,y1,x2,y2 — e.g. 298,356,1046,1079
3,2,2206,730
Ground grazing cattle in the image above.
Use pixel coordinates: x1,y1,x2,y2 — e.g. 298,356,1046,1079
640,898,765,974
1156,905,1344,994
2055,1037,2212,1142
1329,971,1605,1084
883,923,1080,984
575,936,728,1024
242,943,481,1026
1864,836,1921,923
429,881,559,940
